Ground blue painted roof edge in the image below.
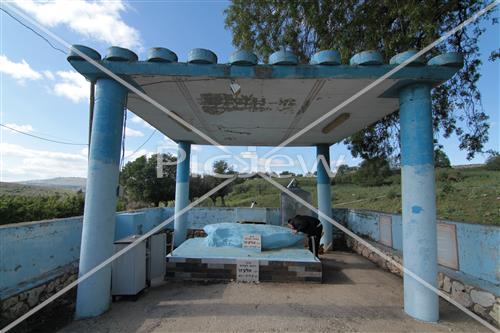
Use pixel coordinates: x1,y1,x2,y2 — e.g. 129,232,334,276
68,60,461,85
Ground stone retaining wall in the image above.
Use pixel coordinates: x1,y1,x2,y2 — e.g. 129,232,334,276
346,236,499,326
0,266,78,332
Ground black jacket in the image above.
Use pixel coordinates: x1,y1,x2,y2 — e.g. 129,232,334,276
288,215,322,236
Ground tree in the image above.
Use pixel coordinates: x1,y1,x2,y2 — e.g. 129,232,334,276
189,174,213,201
213,160,234,175
353,157,392,186
485,151,500,170
434,148,452,168
120,154,177,207
208,160,236,206
334,164,355,184
225,1,498,160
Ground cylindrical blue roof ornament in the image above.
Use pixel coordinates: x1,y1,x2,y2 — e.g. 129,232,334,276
349,50,383,66
67,45,101,62
229,50,258,66
104,46,138,62
427,52,464,67
310,50,341,65
269,50,298,65
147,47,178,62
389,50,425,66
188,48,218,64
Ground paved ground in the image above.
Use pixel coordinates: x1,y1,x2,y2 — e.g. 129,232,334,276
59,252,489,333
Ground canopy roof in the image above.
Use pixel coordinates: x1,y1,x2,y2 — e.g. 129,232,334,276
68,46,462,146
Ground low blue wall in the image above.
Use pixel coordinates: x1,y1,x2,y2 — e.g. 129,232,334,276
339,208,499,287
187,207,280,230
0,207,280,299
0,217,83,299
1,206,496,300
0,208,168,300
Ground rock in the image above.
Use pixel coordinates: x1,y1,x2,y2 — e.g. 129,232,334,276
18,291,28,301
1,296,18,311
438,272,444,289
470,290,496,308
9,301,29,318
451,281,472,308
443,276,452,293
46,280,56,293
489,303,499,325
452,281,464,291
373,255,385,268
473,304,489,318
27,285,45,307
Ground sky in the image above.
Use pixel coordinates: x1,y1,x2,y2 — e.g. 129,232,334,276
0,0,498,182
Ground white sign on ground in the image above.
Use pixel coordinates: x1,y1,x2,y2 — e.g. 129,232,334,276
242,234,262,252
236,260,259,282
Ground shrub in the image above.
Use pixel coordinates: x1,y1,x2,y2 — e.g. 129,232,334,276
0,193,85,225
485,154,500,171
334,164,355,184
387,189,398,199
436,168,463,182
353,158,392,186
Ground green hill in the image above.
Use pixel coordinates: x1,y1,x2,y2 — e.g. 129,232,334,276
0,182,75,196
19,177,86,191
205,167,499,226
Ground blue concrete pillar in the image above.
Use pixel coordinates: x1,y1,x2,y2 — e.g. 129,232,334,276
399,83,438,323
75,79,127,318
316,144,333,250
173,141,191,247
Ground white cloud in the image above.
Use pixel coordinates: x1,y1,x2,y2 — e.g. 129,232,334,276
0,56,89,103
0,55,42,82
43,70,55,80
15,0,141,49
125,127,144,137
2,123,34,133
53,70,89,103
0,143,87,181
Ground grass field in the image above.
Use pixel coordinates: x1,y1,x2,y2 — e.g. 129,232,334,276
199,167,499,226
1,167,498,226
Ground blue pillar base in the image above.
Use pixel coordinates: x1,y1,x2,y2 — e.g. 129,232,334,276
316,144,333,251
173,141,191,247
75,78,127,319
400,83,439,323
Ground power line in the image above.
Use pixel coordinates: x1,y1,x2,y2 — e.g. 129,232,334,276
124,129,157,159
0,6,158,161
0,7,66,55
0,123,88,146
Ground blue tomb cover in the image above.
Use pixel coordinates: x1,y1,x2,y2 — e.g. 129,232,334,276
203,223,304,250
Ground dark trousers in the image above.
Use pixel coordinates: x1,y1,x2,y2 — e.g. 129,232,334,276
308,225,323,257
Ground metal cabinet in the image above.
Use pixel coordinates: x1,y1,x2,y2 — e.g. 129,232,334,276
111,235,146,298
147,233,166,283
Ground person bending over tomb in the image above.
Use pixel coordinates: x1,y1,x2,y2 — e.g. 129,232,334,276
287,215,323,257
